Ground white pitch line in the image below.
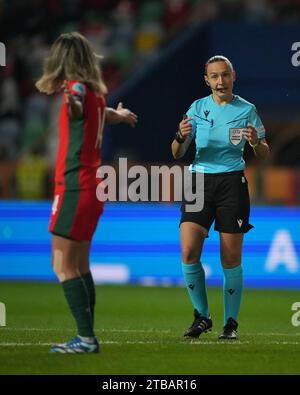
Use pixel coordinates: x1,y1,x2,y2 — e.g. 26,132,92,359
255,333,300,337
0,328,74,332
1,328,300,336
0,328,172,334
0,342,52,346
269,341,300,345
184,341,300,345
1,341,300,347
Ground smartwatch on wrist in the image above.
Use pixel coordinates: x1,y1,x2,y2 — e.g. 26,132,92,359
175,130,186,144
249,139,260,148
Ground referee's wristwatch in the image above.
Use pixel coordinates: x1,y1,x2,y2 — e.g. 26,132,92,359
249,139,260,148
175,130,186,144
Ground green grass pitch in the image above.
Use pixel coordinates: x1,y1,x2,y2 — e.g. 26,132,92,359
0,282,300,375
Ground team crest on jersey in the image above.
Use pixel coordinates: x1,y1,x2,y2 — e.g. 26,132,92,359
229,128,244,146
73,82,86,96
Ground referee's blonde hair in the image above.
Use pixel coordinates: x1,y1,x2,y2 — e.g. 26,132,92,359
205,55,233,75
36,32,108,95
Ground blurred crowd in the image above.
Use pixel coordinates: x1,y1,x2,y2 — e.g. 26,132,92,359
1,0,197,164
0,0,300,200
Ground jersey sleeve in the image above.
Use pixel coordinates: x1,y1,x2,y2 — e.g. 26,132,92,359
69,82,86,104
185,101,197,139
248,105,266,139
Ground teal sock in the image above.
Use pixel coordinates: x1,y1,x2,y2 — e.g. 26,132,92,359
81,272,96,327
182,262,209,318
223,265,243,325
62,277,94,338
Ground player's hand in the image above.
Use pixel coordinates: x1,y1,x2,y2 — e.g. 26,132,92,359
242,123,258,146
116,102,138,127
62,80,72,103
62,80,83,118
178,117,193,139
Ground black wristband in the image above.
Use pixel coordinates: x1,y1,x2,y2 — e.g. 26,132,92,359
175,130,186,144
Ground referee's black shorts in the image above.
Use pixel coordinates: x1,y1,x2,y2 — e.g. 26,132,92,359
180,170,254,234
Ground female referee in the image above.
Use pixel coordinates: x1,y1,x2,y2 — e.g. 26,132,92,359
172,55,269,340
36,32,137,353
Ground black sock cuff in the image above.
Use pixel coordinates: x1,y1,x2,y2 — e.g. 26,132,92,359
81,272,93,282
62,276,83,291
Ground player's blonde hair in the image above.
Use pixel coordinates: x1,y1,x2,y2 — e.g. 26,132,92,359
36,32,108,95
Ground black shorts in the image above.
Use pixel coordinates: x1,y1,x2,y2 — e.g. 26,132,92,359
180,170,253,234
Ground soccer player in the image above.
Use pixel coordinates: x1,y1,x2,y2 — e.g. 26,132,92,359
172,55,269,340
36,32,137,353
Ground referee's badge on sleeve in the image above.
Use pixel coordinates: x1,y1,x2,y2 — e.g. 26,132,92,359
229,128,244,146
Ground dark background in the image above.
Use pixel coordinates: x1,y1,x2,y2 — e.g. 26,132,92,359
0,0,300,203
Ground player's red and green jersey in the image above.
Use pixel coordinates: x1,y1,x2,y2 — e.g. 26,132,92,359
55,80,106,191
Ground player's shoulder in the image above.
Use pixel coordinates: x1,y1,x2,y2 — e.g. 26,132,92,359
68,81,87,103
70,81,86,92
234,95,256,111
188,95,210,113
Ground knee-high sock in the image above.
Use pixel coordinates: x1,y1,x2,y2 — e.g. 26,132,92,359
81,272,96,327
62,276,94,337
182,262,209,318
223,265,243,325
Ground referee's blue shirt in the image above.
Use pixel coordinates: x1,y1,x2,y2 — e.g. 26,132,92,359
186,94,266,173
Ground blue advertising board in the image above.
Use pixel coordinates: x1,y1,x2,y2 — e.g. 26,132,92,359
0,202,299,289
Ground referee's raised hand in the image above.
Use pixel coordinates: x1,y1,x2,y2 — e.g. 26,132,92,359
242,123,258,146
179,117,193,140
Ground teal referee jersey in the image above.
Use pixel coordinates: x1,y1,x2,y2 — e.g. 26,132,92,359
186,94,266,173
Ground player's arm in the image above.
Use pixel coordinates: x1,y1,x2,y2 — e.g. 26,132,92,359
243,124,270,160
244,107,270,160
252,138,270,160
172,117,194,159
63,80,83,119
105,102,138,127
